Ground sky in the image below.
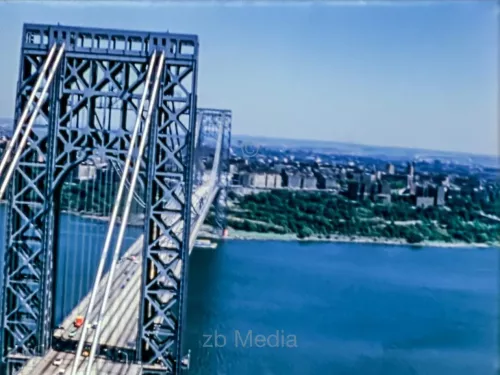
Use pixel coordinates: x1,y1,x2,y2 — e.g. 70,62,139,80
0,1,497,155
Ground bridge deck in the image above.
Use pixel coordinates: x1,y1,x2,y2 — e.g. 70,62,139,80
21,181,220,374
18,352,142,375
55,236,143,349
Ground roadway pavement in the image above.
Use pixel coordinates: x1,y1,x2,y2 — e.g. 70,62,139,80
21,127,225,374
18,352,142,375
21,179,220,374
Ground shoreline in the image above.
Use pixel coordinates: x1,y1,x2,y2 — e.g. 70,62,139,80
218,229,498,249
1,203,497,248
61,210,145,227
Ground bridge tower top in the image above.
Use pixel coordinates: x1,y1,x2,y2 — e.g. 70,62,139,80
21,23,198,60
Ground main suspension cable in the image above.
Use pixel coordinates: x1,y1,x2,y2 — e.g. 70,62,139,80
85,51,165,374
0,43,65,200
70,50,158,375
0,44,57,180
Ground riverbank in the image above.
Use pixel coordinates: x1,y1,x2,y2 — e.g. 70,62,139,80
220,228,498,248
61,210,145,227
2,203,497,248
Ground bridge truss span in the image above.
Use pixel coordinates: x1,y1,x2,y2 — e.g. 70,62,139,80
0,24,235,375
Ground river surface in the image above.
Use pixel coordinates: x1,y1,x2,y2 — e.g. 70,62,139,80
185,241,498,375
0,206,498,375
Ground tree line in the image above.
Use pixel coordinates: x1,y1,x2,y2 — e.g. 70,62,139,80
227,189,500,244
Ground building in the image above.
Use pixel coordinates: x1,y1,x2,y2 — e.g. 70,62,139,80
362,174,374,185
407,161,415,177
339,168,347,181
415,196,434,208
281,170,302,189
315,169,337,189
381,181,391,195
386,163,395,175
347,181,361,200
266,173,282,188
301,174,317,189
238,172,251,187
407,176,416,195
435,186,445,206
322,176,339,189
77,164,97,181
288,174,301,188
229,164,239,174
368,182,379,200
250,173,267,188
231,173,241,186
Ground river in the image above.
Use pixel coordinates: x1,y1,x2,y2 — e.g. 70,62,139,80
0,207,497,374
185,241,497,375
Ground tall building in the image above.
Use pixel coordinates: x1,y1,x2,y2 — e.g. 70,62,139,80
435,186,445,206
407,161,415,177
386,163,395,175
347,181,361,200
407,175,416,195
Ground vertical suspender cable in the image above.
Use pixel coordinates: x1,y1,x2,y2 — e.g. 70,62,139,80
63,95,76,321
71,51,158,375
84,51,165,374
0,44,65,200
0,44,57,178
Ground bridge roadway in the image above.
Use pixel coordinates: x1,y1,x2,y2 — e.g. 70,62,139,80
19,179,220,375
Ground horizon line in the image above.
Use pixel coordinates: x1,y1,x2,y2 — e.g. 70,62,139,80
0,118,495,159
232,133,499,159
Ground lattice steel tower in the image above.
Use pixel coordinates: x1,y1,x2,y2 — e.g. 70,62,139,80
0,24,200,374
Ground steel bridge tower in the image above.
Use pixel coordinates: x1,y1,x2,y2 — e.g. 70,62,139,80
195,109,232,235
0,24,202,374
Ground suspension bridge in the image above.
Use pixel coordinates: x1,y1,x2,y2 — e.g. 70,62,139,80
0,24,231,375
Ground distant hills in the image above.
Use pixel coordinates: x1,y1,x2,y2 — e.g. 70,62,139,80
233,134,499,168
0,118,495,168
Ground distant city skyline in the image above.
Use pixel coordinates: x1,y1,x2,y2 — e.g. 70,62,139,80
0,1,497,155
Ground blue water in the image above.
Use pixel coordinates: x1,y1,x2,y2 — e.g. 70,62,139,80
0,205,142,325
185,241,498,375
0,205,498,374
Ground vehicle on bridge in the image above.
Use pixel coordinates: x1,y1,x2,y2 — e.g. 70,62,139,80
74,316,85,329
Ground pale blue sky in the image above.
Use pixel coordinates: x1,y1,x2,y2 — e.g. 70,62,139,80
0,1,497,155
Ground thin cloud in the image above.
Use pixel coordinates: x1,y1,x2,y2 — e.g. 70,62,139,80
1,0,457,8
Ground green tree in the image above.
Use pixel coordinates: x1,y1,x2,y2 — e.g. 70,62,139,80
404,228,424,244
297,226,314,239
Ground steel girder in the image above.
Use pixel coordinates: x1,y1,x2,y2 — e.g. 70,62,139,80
0,24,199,375
137,38,198,375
